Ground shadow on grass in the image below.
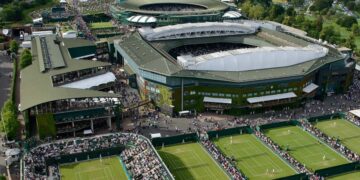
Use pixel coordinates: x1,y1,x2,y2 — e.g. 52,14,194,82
158,150,197,180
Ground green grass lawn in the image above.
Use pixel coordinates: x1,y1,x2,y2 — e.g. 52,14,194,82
89,22,114,29
60,156,128,180
157,143,229,180
213,134,297,180
264,126,349,172
314,119,360,154
327,170,360,180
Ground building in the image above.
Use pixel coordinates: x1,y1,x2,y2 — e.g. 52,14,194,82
114,21,355,115
110,0,243,27
20,35,121,138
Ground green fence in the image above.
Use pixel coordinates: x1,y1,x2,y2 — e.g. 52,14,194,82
274,173,308,180
151,133,198,147
314,162,360,177
45,146,125,165
259,120,299,130
207,126,252,140
307,113,345,123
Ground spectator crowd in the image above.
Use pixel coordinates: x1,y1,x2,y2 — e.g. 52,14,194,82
299,120,359,162
199,133,246,180
23,133,172,180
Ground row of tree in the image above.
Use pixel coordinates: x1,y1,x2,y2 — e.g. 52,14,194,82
0,0,53,22
0,40,32,140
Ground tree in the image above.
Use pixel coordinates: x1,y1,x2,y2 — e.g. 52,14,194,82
0,3,23,22
9,40,19,54
320,25,341,44
249,4,265,20
0,99,19,140
240,0,253,17
310,0,332,11
269,4,285,20
286,7,296,17
336,15,357,29
343,35,356,50
290,0,304,7
315,16,323,33
20,49,32,69
352,24,360,36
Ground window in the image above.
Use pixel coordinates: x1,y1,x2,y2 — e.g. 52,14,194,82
266,91,270,95
219,93,224,97
253,93,258,96
260,92,264,95
190,91,196,95
242,94,247,97
277,90,281,93
271,90,276,94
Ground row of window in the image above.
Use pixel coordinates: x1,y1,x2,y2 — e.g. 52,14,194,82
184,87,300,98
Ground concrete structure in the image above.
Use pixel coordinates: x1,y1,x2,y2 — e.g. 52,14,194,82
114,21,355,115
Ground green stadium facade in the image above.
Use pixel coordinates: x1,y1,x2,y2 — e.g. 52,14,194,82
110,0,242,27
114,22,355,115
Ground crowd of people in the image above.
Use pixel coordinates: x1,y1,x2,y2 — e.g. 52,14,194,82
139,4,206,12
23,133,172,179
199,134,246,180
169,43,252,58
77,0,115,15
299,120,359,162
346,113,360,127
120,136,171,179
254,130,311,174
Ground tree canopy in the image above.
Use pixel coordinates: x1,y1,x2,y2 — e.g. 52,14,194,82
20,49,32,69
0,99,19,140
9,40,19,54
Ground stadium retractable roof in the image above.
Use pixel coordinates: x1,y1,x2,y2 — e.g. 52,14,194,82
177,45,328,72
139,22,256,41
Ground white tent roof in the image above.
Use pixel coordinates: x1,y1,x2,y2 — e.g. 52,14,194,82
223,11,242,18
5,148,20,156
303,83,319,93
349,109,360,118
127,15,157,23
247,92,297,103
32,18,43,23
356,64,360,71
177,45,328,72
179,110,190,115
150,133,161,139
203,97,232,104
83,129,93,135
60,72,116,89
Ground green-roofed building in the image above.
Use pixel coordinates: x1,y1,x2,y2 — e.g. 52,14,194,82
114,21,355,115
20,35,121,138
110,0,244,27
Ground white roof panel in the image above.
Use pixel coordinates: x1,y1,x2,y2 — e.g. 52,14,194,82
203,97,232,104
302,83,319,93
350,109,360,118
247,92,297,103
60,72,116,89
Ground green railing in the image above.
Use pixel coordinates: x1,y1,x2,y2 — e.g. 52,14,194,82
307,113,345,122
259,120,299,130
314,162,360,177
274,173,308,180
207,126,252,140
151,133,198,147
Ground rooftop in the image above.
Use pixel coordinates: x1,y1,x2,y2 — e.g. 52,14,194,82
117,22,344,83
20,35,119,111
115,0,229,15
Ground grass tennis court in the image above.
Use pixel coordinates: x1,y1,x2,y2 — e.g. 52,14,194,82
89,22,114,29
213,134,296,180
264,126,349,172
314,119,360,154
327,171,360,180
60,156,128,180
157,143,229,180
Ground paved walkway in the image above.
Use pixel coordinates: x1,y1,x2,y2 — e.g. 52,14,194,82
0,52,13,109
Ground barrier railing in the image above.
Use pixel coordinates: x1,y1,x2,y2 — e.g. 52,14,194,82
314,162,360,177
207,126,252,140
307,113,345,123
151,133,198,147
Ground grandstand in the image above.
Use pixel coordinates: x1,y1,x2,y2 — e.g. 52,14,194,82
114,21,355,115
110,0,243,27
22,133,173,179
